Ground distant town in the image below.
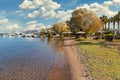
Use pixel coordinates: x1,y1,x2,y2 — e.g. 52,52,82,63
0,30,40,38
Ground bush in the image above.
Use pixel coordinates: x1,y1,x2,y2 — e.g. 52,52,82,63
76,37,86,41
104,31,114,42
94,32,102,40
115,34,120,39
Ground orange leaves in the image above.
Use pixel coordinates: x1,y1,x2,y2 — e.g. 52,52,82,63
70,8,102,35
52,22,69,34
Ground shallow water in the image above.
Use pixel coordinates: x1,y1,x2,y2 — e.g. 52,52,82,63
0,36,71,80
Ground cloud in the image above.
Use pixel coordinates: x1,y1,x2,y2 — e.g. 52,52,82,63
15,10,23,14
103,0,120,6
39,7,56,19
20,0,61,10
56,10,73,21
24,21,51,30
0,18,8,24
20,0,61,19
77,2,118,17
19,0,43,10
0,18,22,32
19,0,74,21
27,10,39,18
6,23,22,31
26,20,38,25
27,7,56,19
103,1,113,6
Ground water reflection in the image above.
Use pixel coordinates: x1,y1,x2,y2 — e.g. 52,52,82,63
47,37,64,53
25,37,34,42
0,37,71,80
40,36,46,43
45,37,72,80
47,37,54,46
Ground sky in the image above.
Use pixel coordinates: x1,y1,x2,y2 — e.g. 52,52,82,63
0,0,120,33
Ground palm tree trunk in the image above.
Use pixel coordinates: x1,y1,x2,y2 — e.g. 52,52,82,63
105,23,107,30
113,22,115,30
118,21,120,30
108,22,110,29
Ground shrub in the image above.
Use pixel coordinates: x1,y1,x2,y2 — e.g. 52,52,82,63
76,37,86,41
94,32,102,40
104,31,114,42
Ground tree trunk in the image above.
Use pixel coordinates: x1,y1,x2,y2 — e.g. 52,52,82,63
105,23,106,30
113,22,115,30
118,21,120,30
108,22,110,29
102,25,104,30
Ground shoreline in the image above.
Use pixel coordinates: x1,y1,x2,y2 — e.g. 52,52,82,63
45,39,72,80
45,39,87,80
63,40,87,80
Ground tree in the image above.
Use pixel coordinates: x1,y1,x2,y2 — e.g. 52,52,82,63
108,18,111,29
47,28,54,38
100,15,108,30
113,17,116,30
40,28,46,36
52,22,69,36
109,17,114,29
70,8,102,35
114,11,120,29
118,11,120,29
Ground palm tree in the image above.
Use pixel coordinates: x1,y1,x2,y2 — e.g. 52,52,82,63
113,17,116,30
109,17,114,30
100,15,108,30
114,14,119,30
116,11,120,29
108,18,111,29
118,11,120,24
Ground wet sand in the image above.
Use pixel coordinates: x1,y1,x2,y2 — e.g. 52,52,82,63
45,48,72,80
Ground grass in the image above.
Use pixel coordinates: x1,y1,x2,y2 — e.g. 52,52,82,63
113,39,120,43
77,40,120,80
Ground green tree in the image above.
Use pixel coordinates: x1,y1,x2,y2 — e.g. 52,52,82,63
100,15,108,30
109,17,114,29
108,18,111,29
114,11,120,29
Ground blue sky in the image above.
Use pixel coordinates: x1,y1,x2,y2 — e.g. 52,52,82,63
0,0,120,33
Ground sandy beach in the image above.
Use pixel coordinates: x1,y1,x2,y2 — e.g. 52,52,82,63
63,40,86,80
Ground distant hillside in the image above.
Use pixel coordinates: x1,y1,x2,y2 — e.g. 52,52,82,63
24,30,39,34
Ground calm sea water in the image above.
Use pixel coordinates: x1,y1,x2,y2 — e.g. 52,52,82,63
0,36,68,80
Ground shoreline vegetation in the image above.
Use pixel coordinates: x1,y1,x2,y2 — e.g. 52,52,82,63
76,39,120,80
61,38,120,80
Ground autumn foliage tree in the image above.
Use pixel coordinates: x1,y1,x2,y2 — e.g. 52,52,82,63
70,8,102,35
52,22,69,35
40,28,46,36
